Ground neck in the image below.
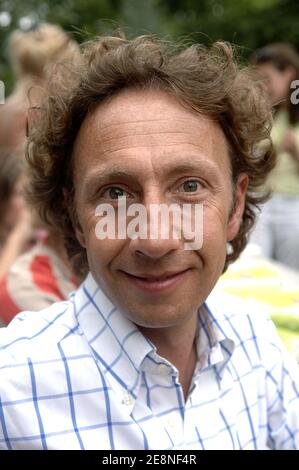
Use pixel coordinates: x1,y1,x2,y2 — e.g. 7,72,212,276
138,313,198,401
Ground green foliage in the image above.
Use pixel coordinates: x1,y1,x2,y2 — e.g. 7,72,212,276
0,0,299,93
162,0,299,52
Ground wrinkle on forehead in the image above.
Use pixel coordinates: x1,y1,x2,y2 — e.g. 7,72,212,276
72,88,230,186
74,88,223,145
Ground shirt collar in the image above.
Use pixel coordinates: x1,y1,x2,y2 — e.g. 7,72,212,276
73,273,236,396
73,273,155,396
203,290,237,379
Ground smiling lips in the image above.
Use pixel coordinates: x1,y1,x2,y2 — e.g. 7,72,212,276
122,269,191,293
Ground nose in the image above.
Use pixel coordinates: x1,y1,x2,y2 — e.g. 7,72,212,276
129,236,181,260
127,189,182,259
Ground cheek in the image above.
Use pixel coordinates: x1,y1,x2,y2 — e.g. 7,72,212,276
77,202,128,268
270,76,287,100
10,194,25,213
85,229,127,275
3,196,25,228
202,225,227,258
198,207,229,270
202,203,229,244
272,81,281,98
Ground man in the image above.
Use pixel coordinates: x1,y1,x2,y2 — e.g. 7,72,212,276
0,35,298,450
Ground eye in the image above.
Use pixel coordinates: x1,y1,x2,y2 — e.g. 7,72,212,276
102,186,130,200
180,180,204,193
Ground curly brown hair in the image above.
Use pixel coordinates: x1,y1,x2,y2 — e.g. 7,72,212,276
26,34,275,277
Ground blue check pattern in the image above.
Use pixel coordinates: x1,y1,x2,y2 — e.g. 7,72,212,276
0,273,299,450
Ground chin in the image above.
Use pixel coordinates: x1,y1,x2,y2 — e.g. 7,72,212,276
123,304,194,329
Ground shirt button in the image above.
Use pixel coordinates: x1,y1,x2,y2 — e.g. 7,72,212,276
158,363,169,375
123,393,133,406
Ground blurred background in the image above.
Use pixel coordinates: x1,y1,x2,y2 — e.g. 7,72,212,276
1,0,299,94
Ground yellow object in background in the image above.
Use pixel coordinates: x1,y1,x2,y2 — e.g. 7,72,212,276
217,251,299,360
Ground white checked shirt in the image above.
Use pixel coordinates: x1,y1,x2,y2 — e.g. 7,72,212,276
0,273,299,450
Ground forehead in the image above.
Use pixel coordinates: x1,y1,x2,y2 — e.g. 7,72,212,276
72,88,230,184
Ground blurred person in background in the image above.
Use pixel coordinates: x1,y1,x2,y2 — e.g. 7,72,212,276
0,23,79,151
0,225,79,326
0,26,79,327
0,149,34,282
0,148,78,325
251,43,299,271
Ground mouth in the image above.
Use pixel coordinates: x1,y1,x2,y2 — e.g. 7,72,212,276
120,268,192,294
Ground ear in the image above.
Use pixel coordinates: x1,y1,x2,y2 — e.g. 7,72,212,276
227,173,249,242
63,188,86,248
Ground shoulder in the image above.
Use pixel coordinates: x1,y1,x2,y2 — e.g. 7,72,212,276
0,298,79,368
0,295,101,449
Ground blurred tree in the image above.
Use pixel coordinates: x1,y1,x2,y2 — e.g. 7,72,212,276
162,0,299,53
120,0,168,36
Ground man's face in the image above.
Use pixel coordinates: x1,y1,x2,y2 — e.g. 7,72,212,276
72,89,247,328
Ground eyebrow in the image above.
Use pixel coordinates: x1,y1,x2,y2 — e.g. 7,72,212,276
83,157,221,192
166,161,220,177
85,169,138,187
